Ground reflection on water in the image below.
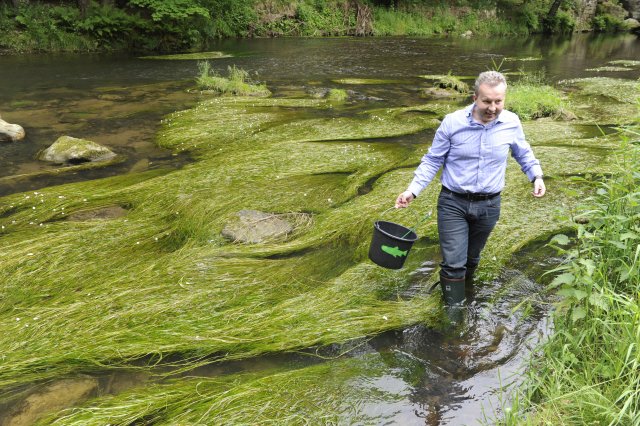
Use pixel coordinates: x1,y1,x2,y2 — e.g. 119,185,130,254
362,269,550,425
338,242,561,425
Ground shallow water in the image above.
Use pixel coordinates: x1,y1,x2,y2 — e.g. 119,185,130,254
0,32,638,423
2,33,639,196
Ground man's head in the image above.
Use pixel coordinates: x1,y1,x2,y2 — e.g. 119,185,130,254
472,71,507,124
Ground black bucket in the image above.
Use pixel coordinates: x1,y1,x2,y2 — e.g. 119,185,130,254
368,220,418,269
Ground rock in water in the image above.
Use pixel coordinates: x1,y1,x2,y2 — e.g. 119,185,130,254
0,116,26,142
39,136,117,164
222,210,295,243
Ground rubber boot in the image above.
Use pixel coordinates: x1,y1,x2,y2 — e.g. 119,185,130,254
464,265,477,301
465,265,477,282
440,274,466,305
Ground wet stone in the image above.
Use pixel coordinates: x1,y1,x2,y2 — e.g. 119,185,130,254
97,93,127,101
66,205,128,221
0,116,25,142
4,377,98,426
39,135,117,164
221,210,295,244
420,87,466,99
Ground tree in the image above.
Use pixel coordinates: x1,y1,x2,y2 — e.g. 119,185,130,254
78,0,90,17
548,0,564,19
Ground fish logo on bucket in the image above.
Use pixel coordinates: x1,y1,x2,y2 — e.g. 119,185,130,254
381,245,407,258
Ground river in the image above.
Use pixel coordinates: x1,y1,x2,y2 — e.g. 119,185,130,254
0,32,638,424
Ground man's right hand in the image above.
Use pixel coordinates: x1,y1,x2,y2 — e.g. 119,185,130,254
395,191,415,208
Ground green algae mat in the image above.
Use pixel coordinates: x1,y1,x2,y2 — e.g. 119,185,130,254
1,75,638,423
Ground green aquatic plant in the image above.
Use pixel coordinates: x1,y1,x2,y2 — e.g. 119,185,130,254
0,79,629,422
326,88,348,101
508,73,569,120
42,354,406,425
331,78,403,85
559,77,640,104
503,56,543,62
140,51,231,60
434,72,469,94
196,62,271,97
585,66,631,72
419,74,476,81
0,97,445,397
608,60,640,67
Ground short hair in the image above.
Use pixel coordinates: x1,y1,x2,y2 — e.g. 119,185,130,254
474,71,507,94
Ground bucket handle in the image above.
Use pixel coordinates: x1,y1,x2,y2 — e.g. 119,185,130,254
380,207,433,239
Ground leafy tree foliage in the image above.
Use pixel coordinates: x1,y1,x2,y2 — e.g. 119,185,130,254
0,0,634,52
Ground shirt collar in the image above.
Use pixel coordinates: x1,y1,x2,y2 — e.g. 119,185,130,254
466,103,510,126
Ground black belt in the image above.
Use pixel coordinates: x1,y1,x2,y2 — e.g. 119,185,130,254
442,186,500,201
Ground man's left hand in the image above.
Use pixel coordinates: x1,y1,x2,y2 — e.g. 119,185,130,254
533,178,546,198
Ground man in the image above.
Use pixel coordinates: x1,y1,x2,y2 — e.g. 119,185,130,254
395,71,545,305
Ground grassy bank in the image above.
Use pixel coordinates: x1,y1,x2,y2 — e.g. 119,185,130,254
0,0,623,54
499,122,640,424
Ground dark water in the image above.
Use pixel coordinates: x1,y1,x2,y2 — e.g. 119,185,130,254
0,33,638,423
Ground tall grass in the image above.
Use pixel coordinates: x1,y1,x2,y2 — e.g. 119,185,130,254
508,72,570,120
372,6,524,36
196,62,271,96
499,123,640,424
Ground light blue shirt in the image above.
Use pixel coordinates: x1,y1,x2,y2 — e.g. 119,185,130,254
407,103,543,196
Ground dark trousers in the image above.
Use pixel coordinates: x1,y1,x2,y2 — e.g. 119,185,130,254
437,188,501,279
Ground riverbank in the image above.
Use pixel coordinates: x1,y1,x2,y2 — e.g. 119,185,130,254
501,123,640,424
1,0,637,54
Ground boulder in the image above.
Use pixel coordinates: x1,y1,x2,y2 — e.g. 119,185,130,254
0,116,25,142
39,136,117,164
421,87,465,99
624,18,640,30
221,210,294,243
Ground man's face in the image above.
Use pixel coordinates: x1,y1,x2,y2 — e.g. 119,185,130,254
472,82,506,124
